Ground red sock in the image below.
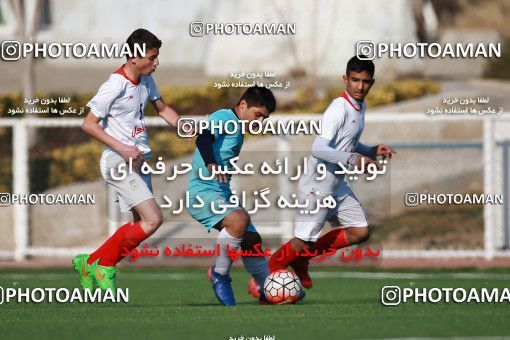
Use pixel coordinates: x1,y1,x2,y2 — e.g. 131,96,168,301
88,221,148,266
268,241,301,272
300,229,350,262
315,229,350,251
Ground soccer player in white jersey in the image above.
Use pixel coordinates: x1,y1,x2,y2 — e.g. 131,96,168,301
266,55,395,289
72,29,183,292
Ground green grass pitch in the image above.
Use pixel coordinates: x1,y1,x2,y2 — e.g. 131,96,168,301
1,267,510,339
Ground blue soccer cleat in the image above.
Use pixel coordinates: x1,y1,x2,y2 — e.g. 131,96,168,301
298,290,306,301
209,266,236,306
259,293,271,305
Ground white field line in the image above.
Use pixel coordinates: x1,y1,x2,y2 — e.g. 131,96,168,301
2,271,510,281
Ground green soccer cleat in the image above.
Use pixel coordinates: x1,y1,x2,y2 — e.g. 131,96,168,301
90,259,117,292
72,254,95,290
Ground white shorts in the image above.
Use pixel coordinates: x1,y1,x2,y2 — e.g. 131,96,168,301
100,150,154,213
294,185,368,242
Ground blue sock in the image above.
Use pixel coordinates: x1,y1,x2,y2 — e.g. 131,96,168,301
242,256,269,293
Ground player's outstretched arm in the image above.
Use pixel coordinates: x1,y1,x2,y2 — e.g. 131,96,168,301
353,153,378,171
82,112,143,168
356,142,377,160
152,98,180,128
195,130,228,183
371,143,397,159
311,136,379,172
311,136,357,166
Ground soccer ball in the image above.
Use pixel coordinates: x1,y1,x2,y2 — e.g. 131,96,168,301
263,269,303,304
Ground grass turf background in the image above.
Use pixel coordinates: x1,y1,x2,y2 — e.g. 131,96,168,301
1,267,510,340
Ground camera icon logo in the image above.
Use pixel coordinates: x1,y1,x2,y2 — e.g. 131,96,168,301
177,118,197,138
381,286,401,306
1,41,21,61
189,22,205,37
0,193,11,206
404,193,419,207
356,40,376,60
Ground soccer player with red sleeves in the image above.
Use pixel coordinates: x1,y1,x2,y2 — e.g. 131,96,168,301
263,55,395,290
72,29,183,292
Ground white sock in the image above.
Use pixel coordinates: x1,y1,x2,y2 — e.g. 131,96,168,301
215,228,242,276
242,256,269,294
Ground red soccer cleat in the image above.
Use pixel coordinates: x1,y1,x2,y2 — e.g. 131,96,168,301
247,278,261,299
290,258,313,289
207,266,212,282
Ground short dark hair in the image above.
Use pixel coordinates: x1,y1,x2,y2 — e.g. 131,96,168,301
237,86,276,113
346,55,375,77
126,28,162,57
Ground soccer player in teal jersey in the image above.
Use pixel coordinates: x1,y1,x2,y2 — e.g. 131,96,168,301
187,86,275,306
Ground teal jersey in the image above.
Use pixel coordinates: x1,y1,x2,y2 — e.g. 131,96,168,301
187,108,244,193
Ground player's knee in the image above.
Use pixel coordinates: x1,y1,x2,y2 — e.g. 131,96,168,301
346,227,370,244
144,220,162,234
241,232,262,250
154,215,164,229
142,212,163,233
223,210,250,238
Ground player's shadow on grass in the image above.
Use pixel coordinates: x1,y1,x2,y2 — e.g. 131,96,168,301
293,297,375,305
185,301,265,307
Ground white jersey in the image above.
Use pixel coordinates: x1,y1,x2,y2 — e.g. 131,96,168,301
87,66,161,156
299,91,366,195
